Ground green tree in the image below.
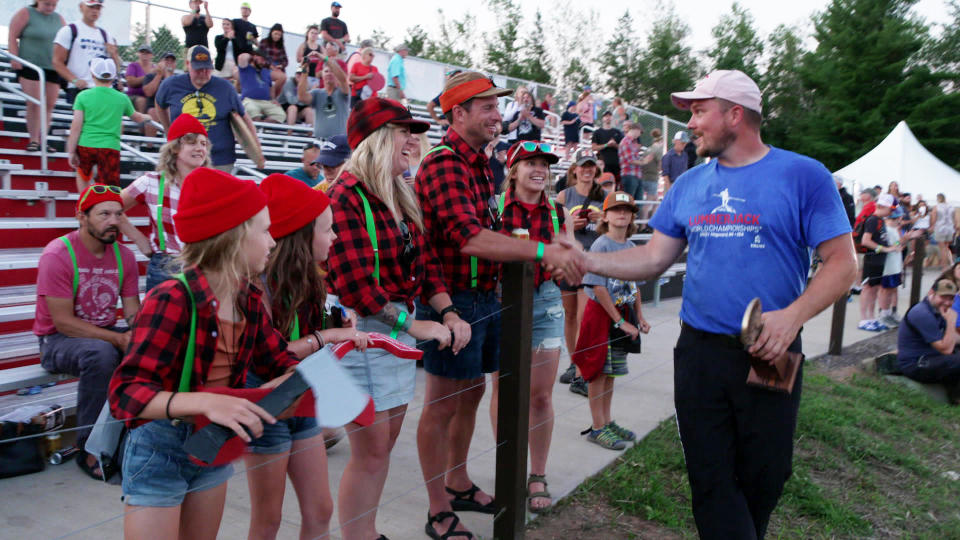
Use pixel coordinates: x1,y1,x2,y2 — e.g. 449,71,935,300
483,0,524,79
562,58,591,92
762,25,807,149
118,22,147,63
632,8,700,116
368,28,392,50
707,2,764,81
519,10,551,84
795,0,947,170
404,25,429,57
422,9,475,68
923,0,960,81
597,11,640,100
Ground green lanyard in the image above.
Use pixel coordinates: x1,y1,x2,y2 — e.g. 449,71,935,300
354,186,381,285
497,192,560,236
173,273,198,392
426,144,483,289
156,173,168,253
59,236,123,297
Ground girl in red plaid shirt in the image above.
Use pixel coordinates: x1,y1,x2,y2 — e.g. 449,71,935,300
109,168,299,539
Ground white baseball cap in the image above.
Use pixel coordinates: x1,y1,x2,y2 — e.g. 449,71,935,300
671,69,762,114
876,193,895,207
89,57,116,80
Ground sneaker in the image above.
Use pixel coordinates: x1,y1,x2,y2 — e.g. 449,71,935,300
880,313,900,328
559,364,576,384
857,320,875,331
586,426,627,450
569,376,588,397
606,421,636,442
873,320,890,331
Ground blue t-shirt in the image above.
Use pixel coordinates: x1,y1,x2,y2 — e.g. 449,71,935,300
949,294,960,328
238,64,272,101
898,298,946,367
156,74,245,166
387,53,405,89
285,166,318,188
649,146,851,335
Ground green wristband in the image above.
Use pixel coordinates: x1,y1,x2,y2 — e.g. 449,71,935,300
390,310,407,339
535,241,545,262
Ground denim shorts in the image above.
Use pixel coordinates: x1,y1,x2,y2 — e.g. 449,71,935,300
145,252,182,292
339,301,418,411
417,290,501,380
122,420,234,507
245,372,322,454
532,281,564,351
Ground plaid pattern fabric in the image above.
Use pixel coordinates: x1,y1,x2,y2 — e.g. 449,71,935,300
257,39,288,70
618,136,643,178
498,190,567,287
346,98,428,149
416,129,499,293
326,171,446,316
108,266,298,428
126,172,183,254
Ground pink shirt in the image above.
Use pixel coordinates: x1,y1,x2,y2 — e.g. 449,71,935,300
126,171,183,254
577,100,593,124
33,230,140,336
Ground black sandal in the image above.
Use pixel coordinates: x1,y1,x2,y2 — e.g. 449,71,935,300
76,450,104,481
425,511,473,539
25,141,41,152
445,483,497,514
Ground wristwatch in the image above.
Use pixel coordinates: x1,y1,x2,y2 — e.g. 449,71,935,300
439,305,461,318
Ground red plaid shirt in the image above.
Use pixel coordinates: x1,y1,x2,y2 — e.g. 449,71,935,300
497,190,567,287
619,135,643,178
258,38,289,70
416,129,499,293
108,266,298,428
326,171,446,316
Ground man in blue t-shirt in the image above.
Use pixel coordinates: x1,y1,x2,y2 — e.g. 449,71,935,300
237,49,285,123
576,70,857,539
898,279,960,403
156,45,261,171
386,43,407,101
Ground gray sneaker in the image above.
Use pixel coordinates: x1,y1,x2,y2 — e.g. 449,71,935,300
880,314,900,328
559,364,576,384
586,426,627,450
569,376,588,397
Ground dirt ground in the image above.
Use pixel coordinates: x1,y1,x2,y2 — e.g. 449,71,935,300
524,329,900,539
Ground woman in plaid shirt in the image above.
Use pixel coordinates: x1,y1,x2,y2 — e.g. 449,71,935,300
326,98,468,540
488,141,576,513
109,168,299,540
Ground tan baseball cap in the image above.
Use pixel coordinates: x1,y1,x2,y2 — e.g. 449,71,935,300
671,69,762,114
933,279,958,297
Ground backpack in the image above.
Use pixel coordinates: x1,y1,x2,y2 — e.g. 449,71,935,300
66,23,110,65
852,218,868,253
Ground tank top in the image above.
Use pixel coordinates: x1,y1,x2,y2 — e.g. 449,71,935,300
205,318,244,388
303,42,322,77
17,7,62,70
560,186,603,249
935,202,954,234
183,14,210,48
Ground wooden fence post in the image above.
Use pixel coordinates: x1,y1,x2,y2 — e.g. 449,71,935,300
910,236,926,307
494,262,534,540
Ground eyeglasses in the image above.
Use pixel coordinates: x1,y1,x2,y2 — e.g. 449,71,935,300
78,185,121,208
324,94,334,112
509,141,553,164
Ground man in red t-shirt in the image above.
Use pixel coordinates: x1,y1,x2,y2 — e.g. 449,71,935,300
348,47,379,102
34,185,140,480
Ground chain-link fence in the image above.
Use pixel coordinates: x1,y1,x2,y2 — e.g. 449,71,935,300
117,21,187,70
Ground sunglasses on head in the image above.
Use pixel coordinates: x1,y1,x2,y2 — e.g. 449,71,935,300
509,141,553,164
78,185,121,208
397,220,417,268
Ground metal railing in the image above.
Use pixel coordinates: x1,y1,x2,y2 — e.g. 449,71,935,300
0,50,47,170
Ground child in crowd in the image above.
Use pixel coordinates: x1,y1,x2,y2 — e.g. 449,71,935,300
573,191,650,451
109,167,299,539
67,58,150,194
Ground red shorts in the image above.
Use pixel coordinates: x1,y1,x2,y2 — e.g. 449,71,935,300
76,146,121,186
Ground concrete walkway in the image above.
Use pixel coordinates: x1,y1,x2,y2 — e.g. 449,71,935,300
0,269,939,539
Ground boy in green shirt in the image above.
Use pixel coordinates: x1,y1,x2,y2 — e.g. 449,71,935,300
67,58,150,193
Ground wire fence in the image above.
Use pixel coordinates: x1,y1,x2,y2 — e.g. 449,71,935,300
2,275,681,539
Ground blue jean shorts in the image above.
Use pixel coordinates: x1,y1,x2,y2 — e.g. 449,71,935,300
417,290,501,380
122,420,234,507
145,252,182,292
245,372,322,454
532,281,564,351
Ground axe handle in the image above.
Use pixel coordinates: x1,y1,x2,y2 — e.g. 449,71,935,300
183,373,310,464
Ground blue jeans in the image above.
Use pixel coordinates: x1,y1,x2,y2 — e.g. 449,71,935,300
145,252,181,292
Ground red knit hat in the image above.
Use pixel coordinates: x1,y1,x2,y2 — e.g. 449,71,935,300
77,184,122,213
347,97,429,149
174,167,267,242
167,113,208,142
260,173,331,239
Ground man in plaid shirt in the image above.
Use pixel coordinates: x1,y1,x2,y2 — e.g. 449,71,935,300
414,71,586,539
618,122,644,203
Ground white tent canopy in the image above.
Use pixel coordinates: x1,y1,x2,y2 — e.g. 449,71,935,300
834,121,960,202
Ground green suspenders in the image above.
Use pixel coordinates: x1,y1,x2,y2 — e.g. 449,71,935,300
156,172,168,253
425,144,482,289
59,236,123,297
290,313,300,340
496,192,560,236
354,187,381,285
173,273,197,392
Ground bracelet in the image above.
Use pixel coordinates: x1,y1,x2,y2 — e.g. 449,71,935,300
313,330,324,349
439,305,460,319
165,392,176,420
306,336,317,352
613,317,625,329
535,241,545,262
875,246,883,253
390,311,408,339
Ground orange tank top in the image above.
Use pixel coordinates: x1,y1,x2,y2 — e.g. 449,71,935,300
205,318,244,388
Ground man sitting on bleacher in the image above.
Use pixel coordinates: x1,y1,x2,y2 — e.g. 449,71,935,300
33,185,140,480
897,278,960,404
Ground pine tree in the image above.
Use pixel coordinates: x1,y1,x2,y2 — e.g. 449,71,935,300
597,11,640,100
762,25,807,149
404,25,429,57
633,8,700,116
707,2,764,82
519,10,551,84
483,0,524,79
422,9,475,68
562,58,591,92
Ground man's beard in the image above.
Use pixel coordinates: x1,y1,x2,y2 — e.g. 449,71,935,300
696,128,736,158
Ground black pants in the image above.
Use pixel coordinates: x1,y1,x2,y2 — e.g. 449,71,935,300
674,324,804,540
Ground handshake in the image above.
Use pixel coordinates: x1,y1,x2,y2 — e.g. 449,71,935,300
539,239,589,284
